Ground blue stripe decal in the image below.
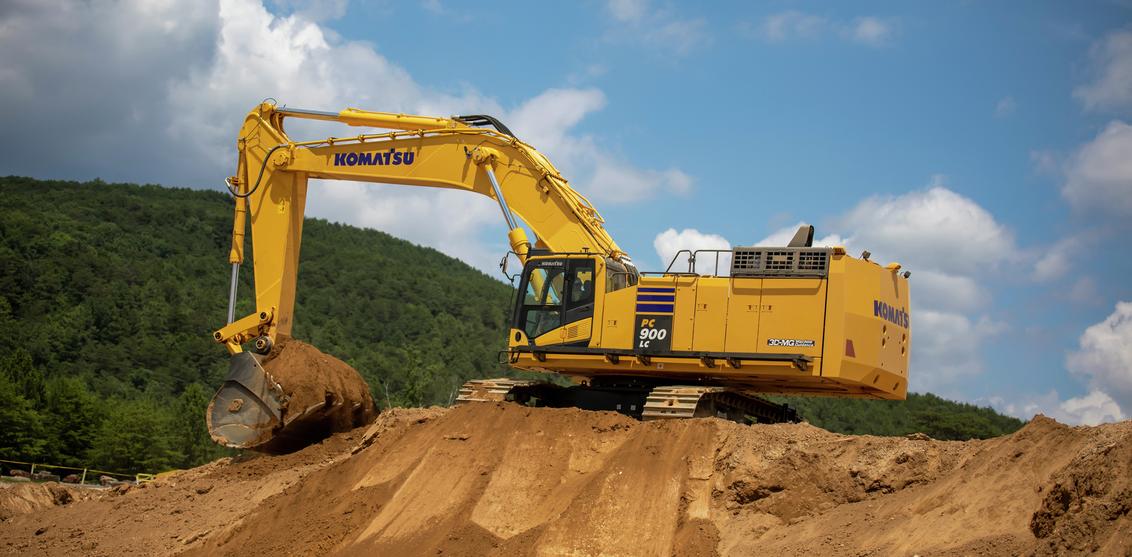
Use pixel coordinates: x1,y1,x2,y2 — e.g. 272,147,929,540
636,294,675,302
636,303,674,313
638,287,676,293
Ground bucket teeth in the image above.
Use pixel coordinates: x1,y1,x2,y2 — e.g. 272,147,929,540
207,352,287,449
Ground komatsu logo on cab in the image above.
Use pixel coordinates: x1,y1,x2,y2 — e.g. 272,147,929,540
333,149,415,167
873,300,910,328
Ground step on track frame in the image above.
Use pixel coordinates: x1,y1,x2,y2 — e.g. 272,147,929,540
455,378,538,403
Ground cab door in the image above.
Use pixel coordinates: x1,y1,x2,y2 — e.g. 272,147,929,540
514,258,595,347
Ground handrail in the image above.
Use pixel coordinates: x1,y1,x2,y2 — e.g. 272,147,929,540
663,248,734,275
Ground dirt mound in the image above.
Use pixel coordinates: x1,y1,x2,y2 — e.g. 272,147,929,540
1,405,1129,556
256,336,377,453
0,417,384,556
0,482,90,521
1030,418,1132,554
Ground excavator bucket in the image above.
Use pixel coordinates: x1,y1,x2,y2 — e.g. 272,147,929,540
207,352,286,449
207,338,378,454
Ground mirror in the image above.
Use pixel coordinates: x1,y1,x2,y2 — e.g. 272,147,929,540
499,251,520,283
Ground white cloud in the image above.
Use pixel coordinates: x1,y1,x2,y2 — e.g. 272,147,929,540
847,17,894,46
1062,120,1132,218
1033,235,1083,282
0,0,219,182
603,0,707,55
1068,277,1100,304
507,89,694,204
1067,301,1132,417
653,228,731,274
417,0,471,21
989,389,1125,426
754,222,846,248
758,11,827,42
158,0,510,273
508,88,607,149
649,19,709,54
0,0,692,275
1058,390,1126,425
306,182,504,275
607,0,648,22
989,301,1132,426
994,96,1017,118
751,11,896,47
421,0,446,16
834,184,1016,274
1074,29,1132,112
912,271,990,313
912,311,1005,392
167,0,514,168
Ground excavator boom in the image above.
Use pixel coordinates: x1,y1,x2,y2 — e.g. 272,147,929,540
216,103,624,345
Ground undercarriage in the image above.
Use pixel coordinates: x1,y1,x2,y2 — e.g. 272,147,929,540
456,377,800,425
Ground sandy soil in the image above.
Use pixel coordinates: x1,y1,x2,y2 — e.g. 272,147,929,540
0,482,92,522
242,337,377,453
1,404,1129,556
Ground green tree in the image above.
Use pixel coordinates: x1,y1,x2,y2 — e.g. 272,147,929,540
43,376,105,467
173,383,223,468
0,373,47,461
87,398,181,474
0,349,46,406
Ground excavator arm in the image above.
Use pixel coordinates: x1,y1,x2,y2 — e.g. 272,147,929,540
213,102,626,354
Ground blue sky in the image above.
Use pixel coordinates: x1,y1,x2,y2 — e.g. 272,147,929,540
1,0,1130,424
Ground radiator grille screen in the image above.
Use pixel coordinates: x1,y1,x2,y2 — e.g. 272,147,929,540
730,247,830,277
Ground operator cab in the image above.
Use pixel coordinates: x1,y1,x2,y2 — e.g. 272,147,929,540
512,256,637,346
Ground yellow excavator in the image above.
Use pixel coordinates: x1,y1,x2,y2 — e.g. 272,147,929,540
208,102,911,451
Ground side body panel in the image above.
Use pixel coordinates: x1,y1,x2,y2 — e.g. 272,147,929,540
756,278,827,360
691,281,728,352
671,277,698,352
599,287,636,351
723,278,761,353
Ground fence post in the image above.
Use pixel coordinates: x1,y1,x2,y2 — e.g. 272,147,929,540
80,468,87,485
30,463,35,475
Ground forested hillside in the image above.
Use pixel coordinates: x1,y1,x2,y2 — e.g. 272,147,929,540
0,176,513,473
0,177,1023,475
777,392,1025,440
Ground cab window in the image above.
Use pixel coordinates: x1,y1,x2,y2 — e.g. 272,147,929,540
525,267,564,306
519,263,566,339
